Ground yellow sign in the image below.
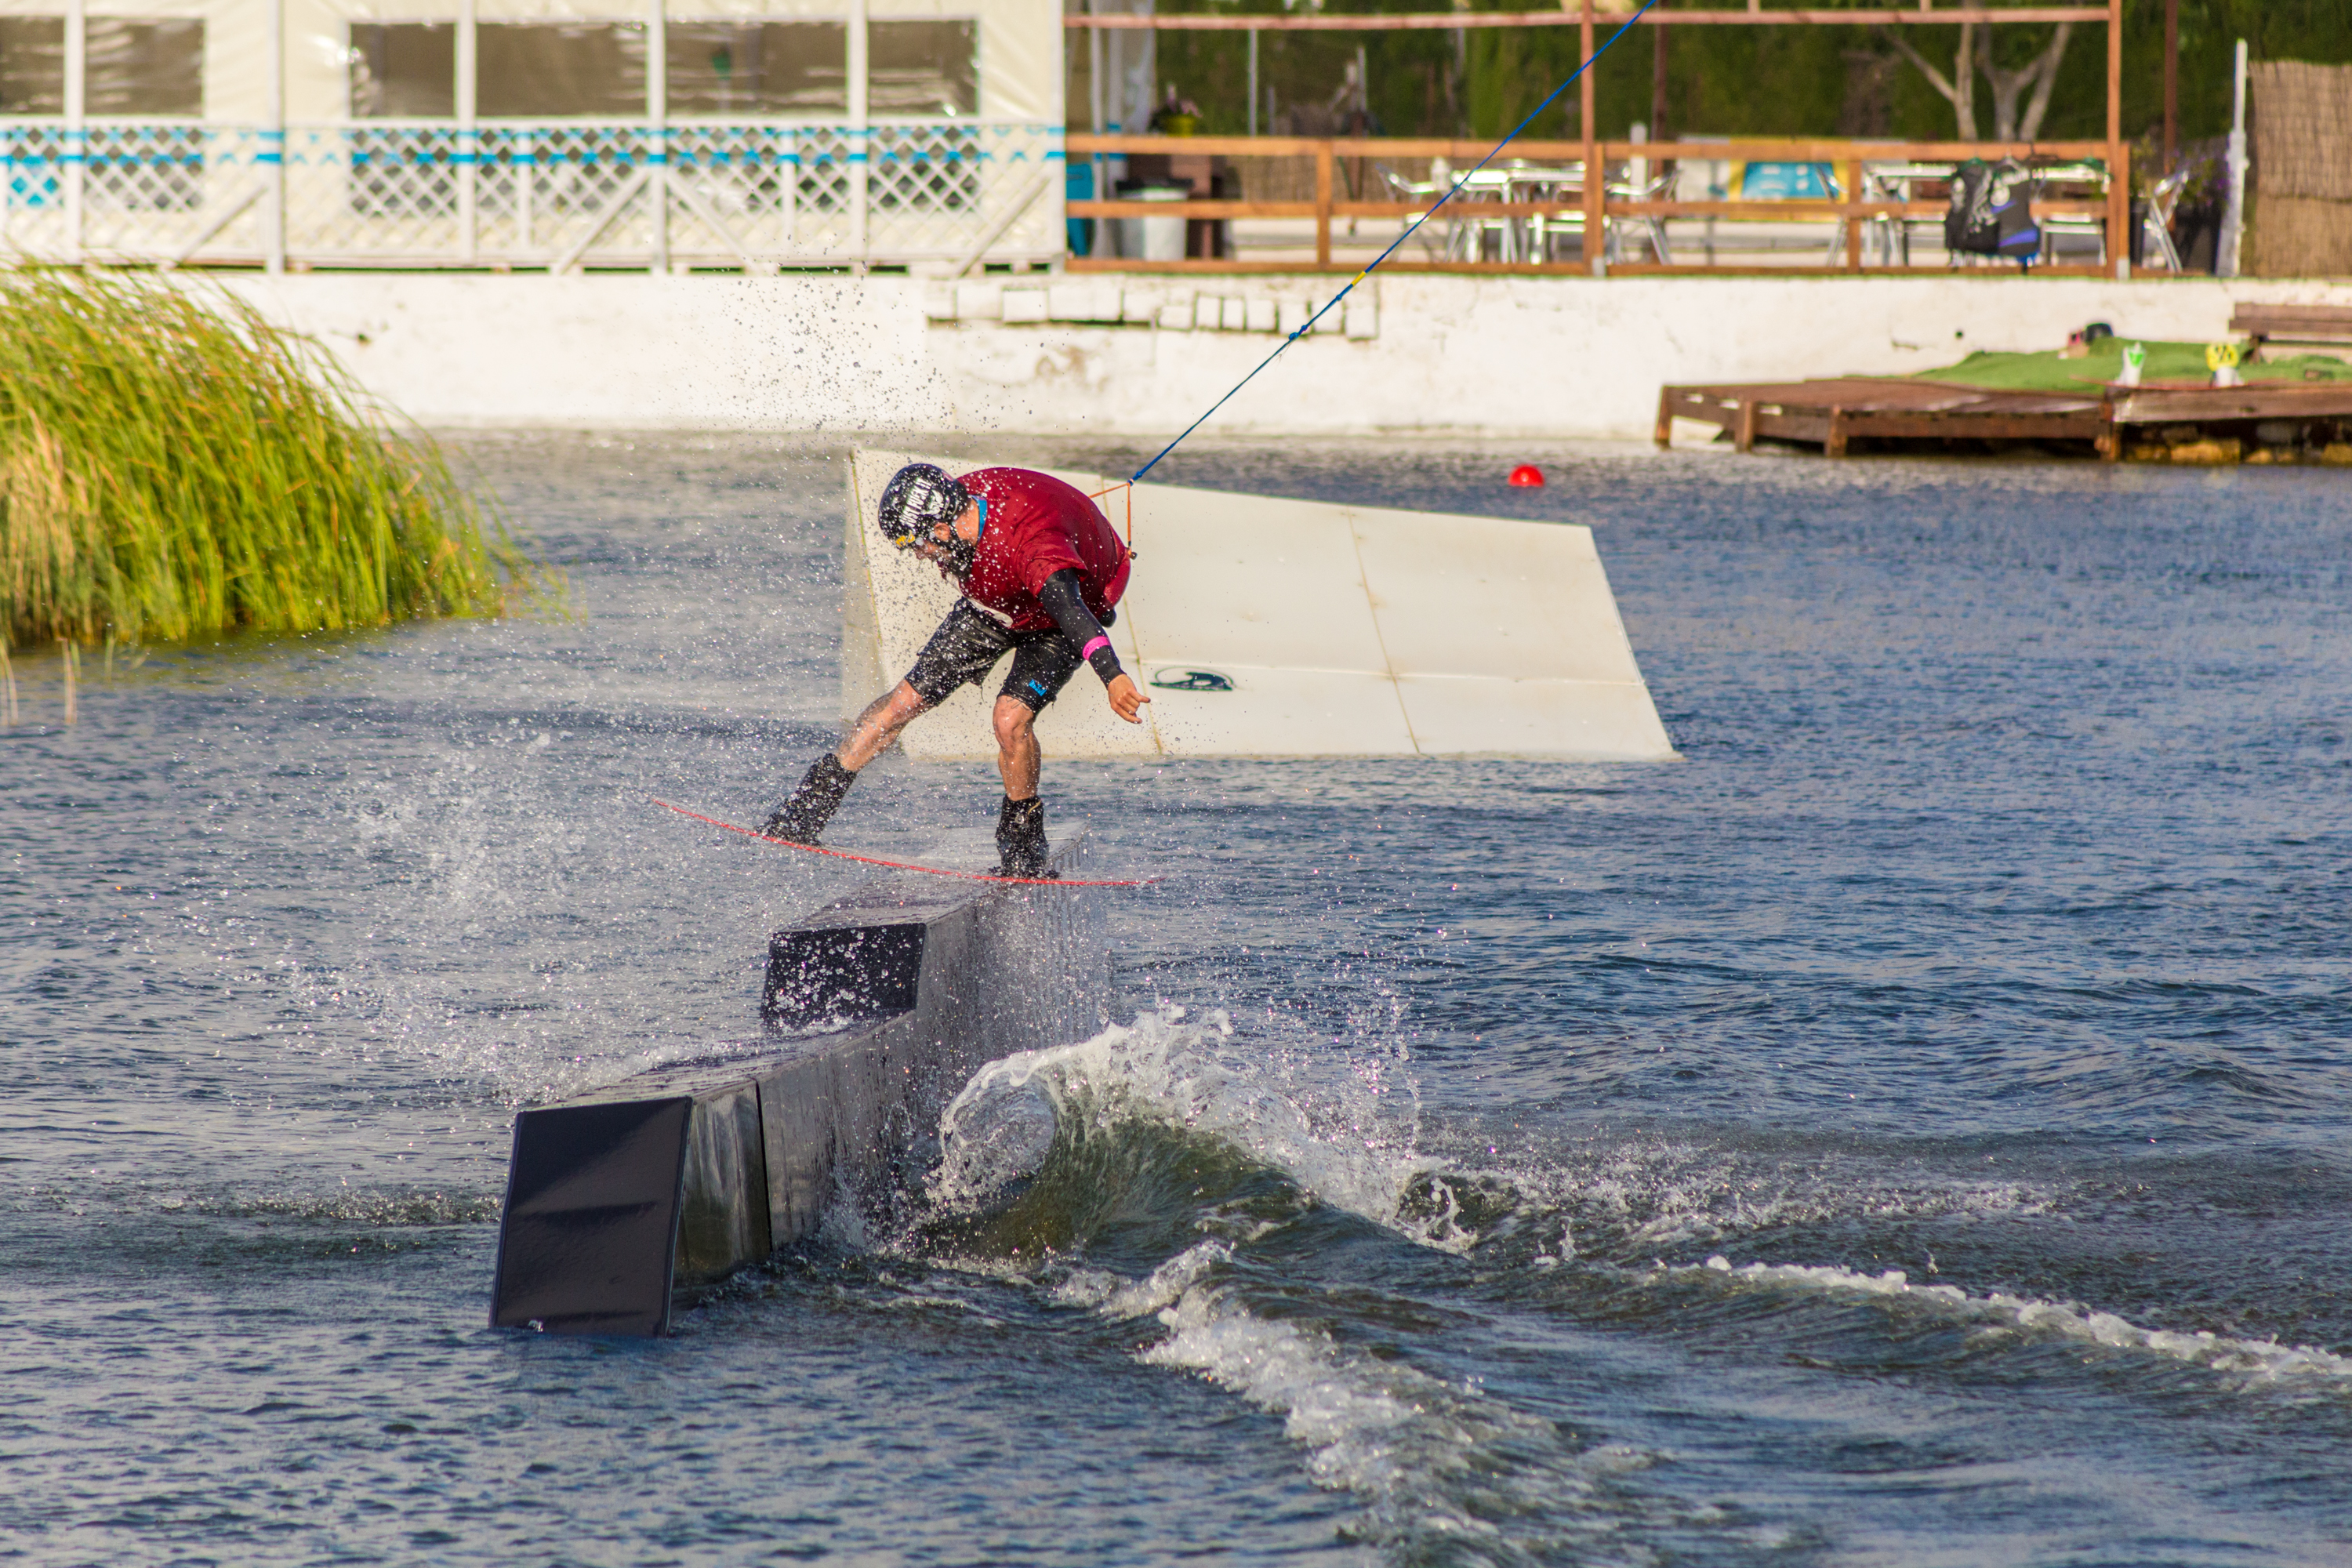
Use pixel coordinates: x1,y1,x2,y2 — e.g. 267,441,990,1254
2207,341,2243,370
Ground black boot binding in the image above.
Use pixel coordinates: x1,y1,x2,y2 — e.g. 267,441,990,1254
764,754,857,844
995,795,1056,879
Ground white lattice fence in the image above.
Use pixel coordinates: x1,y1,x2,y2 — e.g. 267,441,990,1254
0,119,1062,268
868,122,1058,260
0,123,67,256
479,124,657,264
285,125,462,261
82,125,272,261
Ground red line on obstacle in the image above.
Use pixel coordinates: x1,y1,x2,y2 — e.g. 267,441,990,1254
650,798,1160,887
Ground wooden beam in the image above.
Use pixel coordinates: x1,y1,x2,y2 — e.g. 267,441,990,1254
1652,16,1670,141
2162,0,2178,171
1069,198,2114,220
1064,133,2118,161
1314,142,1334,267
1061,257,2122,277
1062,9,2108,28
1582,0,1601,271
2107,0,2125,278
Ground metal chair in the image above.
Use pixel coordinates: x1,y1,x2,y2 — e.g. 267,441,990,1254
1604,168,1675,263
1374,162,1449,262
1421,166,1513,261
2139,167,2190,272
1816,165,1849,263
2031,161,2112,266
1860,162,1958,266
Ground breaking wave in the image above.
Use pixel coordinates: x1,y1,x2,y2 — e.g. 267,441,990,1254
911,1006,2352,1555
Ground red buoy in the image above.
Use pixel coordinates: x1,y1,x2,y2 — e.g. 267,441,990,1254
1508,463,1545,488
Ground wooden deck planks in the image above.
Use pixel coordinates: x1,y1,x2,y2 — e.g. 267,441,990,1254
1657,376,2352,459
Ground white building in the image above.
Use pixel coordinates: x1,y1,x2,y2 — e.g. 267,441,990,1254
0,0,1065,268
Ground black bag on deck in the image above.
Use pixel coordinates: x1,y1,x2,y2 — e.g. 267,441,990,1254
1944,158,2044,264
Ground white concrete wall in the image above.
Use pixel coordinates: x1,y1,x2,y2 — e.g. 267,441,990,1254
220,270,2352,440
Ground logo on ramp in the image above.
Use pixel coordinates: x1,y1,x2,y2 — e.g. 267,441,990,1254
1149,668,1236,693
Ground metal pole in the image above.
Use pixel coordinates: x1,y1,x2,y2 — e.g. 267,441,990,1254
2219,38,2247,278
1650,16,1668,142
1089,0,1106,251
1247,28,1258,137
1103,6,1120,254
265,0,285,272
848,0,868,268
458,0,477,263
648,0,667,272
64,0,82,263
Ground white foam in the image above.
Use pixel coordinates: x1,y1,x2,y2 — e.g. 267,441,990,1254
1679,1255,2352,1388
1135,1271,1635,1544
1532,1138,2058,1254
1053,1240,1232,1319
932,1006,1457,1244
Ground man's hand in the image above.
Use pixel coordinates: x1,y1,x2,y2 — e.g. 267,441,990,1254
1105,672,1151,724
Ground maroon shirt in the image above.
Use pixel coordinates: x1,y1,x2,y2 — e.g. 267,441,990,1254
949,468,1131,632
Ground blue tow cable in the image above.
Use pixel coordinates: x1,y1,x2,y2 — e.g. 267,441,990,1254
1128,0,1662,485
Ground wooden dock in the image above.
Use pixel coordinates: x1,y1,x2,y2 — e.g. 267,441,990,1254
1657,377,2352,462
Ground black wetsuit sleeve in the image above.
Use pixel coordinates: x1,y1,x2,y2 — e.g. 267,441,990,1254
1038,568,1124,684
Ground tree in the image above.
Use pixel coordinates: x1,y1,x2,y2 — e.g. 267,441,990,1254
1979,22,2073,137
1880,23,1979,136
1878,20,2073,139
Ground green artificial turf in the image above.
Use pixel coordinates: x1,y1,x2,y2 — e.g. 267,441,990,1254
1915,339,2352,392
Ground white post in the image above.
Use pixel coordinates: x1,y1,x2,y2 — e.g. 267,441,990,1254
265,0,285,271
64,0,82,262
458,0,477,263
2218,37,2248,278
848,0,868,267
648,0,667,272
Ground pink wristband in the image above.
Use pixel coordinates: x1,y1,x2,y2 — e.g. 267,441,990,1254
1081,635,1112,660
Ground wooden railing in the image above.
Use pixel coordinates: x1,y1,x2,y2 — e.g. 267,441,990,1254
1064,136,2133,278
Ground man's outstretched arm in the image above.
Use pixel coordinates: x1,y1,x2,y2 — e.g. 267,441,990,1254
1037,569,1149,724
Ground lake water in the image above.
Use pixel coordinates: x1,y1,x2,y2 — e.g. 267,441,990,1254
5,435,2350,1566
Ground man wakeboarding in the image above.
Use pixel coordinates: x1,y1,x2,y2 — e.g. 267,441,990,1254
764,463,1149,877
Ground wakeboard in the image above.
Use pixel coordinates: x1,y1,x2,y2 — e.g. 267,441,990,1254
651,797,1159,887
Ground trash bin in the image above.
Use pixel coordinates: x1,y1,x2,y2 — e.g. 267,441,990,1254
1066,162,1094,257
1116,182,1189,262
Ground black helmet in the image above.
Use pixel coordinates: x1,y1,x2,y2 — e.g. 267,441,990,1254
877,463,971,547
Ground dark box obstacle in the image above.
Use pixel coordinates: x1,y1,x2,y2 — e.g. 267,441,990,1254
489,833,1106,1335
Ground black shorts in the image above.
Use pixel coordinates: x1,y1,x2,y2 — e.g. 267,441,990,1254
905,601,1086,714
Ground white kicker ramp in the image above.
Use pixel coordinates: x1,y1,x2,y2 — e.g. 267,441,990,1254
842,450,1677,761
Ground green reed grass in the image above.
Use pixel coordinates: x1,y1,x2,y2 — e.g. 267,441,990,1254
0,268,540,651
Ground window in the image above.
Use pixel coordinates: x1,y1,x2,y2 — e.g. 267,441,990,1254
86,18,202,116
667,22,848,115
350,23,454,118
869,20,975,118
0,17,64,114
477,23,646,118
